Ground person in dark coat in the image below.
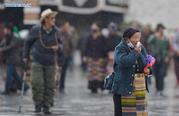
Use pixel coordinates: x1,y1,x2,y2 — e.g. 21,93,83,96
141,24,153,53
84,23,108,93
112,28,151,116
105,22,122,74
59,21,73,92
106,22,122,52
0,23,29,95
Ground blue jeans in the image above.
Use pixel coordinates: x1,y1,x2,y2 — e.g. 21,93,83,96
59,57,70,90
153,61,167,91
5,64,28,92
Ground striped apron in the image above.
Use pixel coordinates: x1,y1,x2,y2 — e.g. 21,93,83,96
121,73,148,116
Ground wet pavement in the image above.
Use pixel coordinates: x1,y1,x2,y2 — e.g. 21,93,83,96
0,61,179,116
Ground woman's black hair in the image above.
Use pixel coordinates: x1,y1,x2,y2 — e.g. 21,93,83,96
155,23,165,32
123,28,140,41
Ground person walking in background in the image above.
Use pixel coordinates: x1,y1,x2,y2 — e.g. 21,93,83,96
105,22,122,74
59,21,73,92
173,29,179,87
148,24,170,96
0,23,29,95
112,28,150,116
141,24,153,53
84,23,108,93
23,9,63,114
77,28,90,71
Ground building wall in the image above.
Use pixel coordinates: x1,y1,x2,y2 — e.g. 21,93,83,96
125,0,179,29
0,7,23,28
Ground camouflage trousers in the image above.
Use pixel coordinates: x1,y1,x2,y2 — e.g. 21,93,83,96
31,62,55,107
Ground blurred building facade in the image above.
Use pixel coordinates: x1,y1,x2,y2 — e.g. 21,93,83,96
125,0,179,29
1,0,179,30
0,0,129,29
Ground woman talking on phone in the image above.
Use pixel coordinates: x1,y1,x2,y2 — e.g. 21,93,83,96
112,28,151,116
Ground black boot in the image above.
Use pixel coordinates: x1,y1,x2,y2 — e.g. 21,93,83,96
91,89,98,94
43,105,51,115
34,104,42,113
